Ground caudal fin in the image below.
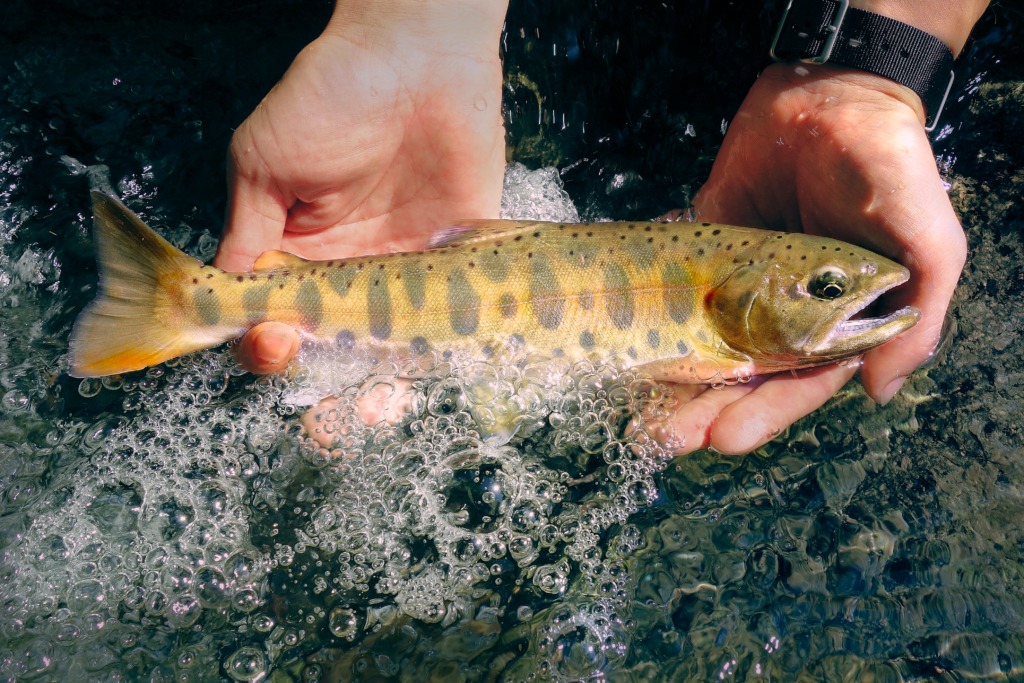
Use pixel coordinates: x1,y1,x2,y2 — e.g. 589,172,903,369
68,192,225,378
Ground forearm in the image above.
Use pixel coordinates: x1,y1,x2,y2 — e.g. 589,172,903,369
850,0,990,55
325,0,508,56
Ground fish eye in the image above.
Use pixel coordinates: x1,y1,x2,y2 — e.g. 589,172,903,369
809,269,849,300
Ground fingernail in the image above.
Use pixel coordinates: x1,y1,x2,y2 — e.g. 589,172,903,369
255,328,295,365
878,377,906,405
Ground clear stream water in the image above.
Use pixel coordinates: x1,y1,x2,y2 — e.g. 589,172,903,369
1,1,1022,681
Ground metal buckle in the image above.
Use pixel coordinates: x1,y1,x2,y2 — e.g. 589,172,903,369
924,69,955,133
770,0,850,65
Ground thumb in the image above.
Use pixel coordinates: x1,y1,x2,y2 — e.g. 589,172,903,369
214,135,290,272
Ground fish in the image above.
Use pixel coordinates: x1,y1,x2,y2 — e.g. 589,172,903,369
68,191,920,382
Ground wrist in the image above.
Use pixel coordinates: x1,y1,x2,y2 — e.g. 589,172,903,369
849,1,990,55
761,61,927,130
325,0,508,58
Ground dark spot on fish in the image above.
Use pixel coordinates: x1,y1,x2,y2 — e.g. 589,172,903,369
572,232,578,238
647,237,654,243
508,333,525,351
627,346,638,360
695,231,703,237
672,235,679,242
644,226,652,232
768,253,775,259
697,248,705,256
702,222,711,227
191,278,198,284
647,329,660,348
676,340,690,356
326,261,334,267
786,244,793,250
336,330,355,351
801,255,808,260
726,244,733,250
528,252,533,258
742,241,750,246
236,276,244,282
533,231,540,238
712,229,721,235
586,231,593,237
206,273,214,279
514,235,523,241
579,331,595,350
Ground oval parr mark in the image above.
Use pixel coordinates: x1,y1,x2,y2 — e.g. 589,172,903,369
603,262,634,330
336,329,356,351
367,273,392,340
447,268,480,335
498,292,518,319
579,330,595,350
401,261,426,309
192,287,222,326
241,282,273,325
530,254,566,330
662,262,693,324
647,329,660,349
410,336,429,355
295,279,323,331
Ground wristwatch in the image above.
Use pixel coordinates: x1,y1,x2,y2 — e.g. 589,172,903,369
770,0,955,132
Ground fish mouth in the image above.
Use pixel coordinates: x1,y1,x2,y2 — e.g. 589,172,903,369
810,268,921,356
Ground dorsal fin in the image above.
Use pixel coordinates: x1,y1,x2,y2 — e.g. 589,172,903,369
252,249,307,271
426,220,557,249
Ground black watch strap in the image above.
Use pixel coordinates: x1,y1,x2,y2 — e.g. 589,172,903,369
770,0,955,132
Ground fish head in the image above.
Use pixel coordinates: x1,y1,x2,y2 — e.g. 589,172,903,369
708,233,921,369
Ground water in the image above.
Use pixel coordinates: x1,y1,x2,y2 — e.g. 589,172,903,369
2,1,1024,681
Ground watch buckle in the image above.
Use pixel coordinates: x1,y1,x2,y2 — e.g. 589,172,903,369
770,0,851,65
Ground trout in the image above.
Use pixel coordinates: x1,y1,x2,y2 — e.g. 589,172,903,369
68,192,920,381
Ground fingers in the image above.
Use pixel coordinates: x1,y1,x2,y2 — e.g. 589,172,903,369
214,123,291,273
709,364,858,454
233,322,301,375
653,364,858,457
855,143,967,405
650,381,761,455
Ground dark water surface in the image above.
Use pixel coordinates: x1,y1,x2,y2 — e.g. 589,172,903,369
1,1,1023,681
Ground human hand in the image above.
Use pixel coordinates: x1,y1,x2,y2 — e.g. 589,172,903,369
214,1,508,372
660,62,966,455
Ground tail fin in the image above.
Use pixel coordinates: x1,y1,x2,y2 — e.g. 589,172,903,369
68,192,226,378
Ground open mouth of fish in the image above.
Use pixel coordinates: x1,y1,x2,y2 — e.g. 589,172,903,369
816,270,921,354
